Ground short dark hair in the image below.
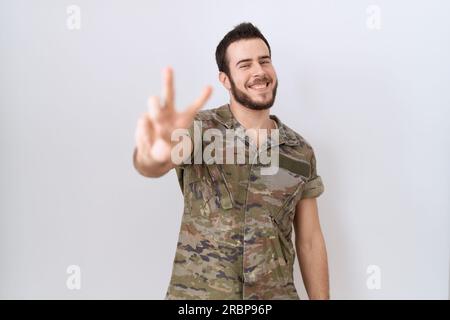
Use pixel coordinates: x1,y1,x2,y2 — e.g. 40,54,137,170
215,22,271,76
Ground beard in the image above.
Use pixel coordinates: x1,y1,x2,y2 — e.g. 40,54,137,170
229,75,278,111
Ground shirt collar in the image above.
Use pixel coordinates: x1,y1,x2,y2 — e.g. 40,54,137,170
213,103,300,146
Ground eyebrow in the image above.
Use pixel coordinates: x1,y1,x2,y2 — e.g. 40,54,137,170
236,55,271,66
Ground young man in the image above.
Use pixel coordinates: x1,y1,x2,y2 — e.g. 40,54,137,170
133,23,329,300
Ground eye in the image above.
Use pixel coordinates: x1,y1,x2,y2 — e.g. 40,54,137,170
240,64,250,69
260,60,270,64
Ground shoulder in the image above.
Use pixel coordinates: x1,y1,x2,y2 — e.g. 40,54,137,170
192,105,227,130
194,108,217,121
276,118,322,180
279,120,316,157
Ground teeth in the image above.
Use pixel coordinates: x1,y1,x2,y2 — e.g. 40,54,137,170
250,82,269,89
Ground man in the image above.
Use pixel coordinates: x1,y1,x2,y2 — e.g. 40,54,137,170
133,22,329,299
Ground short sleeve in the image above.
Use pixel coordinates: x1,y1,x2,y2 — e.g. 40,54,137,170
300,149,325,199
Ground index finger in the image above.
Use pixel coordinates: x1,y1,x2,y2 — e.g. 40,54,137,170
161,66,175,109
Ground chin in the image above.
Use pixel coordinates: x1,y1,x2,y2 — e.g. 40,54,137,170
254,96,272,104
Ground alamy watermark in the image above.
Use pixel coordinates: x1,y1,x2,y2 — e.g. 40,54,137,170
66,5,81,30
66,265,81,290
366,264,381,290
171,121,280,175
366,5,382,30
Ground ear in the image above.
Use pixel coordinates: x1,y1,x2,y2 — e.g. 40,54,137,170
219,72,231,90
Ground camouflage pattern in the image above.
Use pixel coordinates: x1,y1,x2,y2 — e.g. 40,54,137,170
165,104,324,300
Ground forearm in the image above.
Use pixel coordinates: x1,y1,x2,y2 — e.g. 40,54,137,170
296,231,330,300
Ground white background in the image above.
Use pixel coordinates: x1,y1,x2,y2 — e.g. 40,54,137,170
1,0,449,299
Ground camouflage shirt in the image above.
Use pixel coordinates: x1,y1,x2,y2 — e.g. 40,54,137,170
165,103,324,299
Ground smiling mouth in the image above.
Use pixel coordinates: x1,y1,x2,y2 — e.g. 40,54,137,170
248,81,270,91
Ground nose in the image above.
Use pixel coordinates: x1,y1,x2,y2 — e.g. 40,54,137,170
251,62,265,77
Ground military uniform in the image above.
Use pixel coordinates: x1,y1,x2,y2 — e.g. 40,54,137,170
165,103,324,299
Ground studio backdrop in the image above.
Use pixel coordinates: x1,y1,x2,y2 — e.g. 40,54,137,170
1,0,449,299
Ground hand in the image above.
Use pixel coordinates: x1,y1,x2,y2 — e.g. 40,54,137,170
135,67,212,165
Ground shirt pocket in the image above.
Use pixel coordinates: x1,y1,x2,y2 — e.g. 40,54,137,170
268,154,310,227
247,223,295,289
185,164,234,218
270,179,304,232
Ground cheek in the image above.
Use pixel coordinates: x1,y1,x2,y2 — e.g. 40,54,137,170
237,77,251,90
266,67,277,80
231,70,250,87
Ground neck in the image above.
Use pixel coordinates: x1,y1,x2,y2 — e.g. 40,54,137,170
229,100,275,130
